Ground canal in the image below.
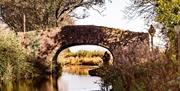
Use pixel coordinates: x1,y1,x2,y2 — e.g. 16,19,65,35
0,65,111,91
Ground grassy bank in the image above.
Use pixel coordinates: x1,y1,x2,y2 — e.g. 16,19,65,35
0,30,48,80
58,50,105,66
64,50,104,58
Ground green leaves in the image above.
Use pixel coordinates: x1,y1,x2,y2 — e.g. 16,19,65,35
155,0,180,57
0,31,35,80
155,0,180,28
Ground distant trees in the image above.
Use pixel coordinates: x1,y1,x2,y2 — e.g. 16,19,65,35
0,0,108,32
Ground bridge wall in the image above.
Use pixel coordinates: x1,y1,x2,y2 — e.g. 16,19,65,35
37,25,149,73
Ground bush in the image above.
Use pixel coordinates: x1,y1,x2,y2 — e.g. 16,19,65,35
0,31,37,80
100,42,180,91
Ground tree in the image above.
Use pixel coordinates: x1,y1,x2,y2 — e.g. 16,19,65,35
125,0,156,24
126,0,179,28
155,0,180,48
156,0,179,28
127,0,180,59
0,0,108,32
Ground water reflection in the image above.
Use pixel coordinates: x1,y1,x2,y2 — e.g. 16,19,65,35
63,65,98,75
58,72,101,91
0,65,108,91
0,76,57,91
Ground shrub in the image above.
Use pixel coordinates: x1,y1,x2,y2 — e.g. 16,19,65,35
100,42,180,91
25,31,40,56
0,31,37,80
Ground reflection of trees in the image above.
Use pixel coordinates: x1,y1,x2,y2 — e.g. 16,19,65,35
63,65,98,75
58,78,68,91
0,76,59,91
100,82,112,91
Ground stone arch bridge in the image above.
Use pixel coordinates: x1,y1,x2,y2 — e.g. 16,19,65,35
37,25,149,73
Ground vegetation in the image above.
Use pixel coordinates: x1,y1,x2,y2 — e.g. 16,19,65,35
97,43,180,91
127,0,180,59
0,0,108,32
0,0,179,90
122,2,180,90
58,50,105,65
0,30,38,80
0,30,53,81
65,50,104,58
126,0,156,23
63,65,98,75
155,0,180,60
21,31,41,56
156,0,180,28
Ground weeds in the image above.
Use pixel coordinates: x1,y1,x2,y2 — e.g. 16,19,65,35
65,50,104,58
100,42,180,91
59,50,105,65
0,30,38,80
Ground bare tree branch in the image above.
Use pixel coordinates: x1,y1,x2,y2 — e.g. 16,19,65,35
125,0,156,24
0,0,109,32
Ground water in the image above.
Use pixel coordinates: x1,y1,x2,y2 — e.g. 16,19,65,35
58,72,101,91
0,65,104,91
58,65,102,91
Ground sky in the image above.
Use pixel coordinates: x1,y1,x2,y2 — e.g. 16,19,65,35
70,0,165,52
74,0,148,32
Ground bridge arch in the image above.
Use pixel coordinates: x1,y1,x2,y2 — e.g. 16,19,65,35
37,25,149,74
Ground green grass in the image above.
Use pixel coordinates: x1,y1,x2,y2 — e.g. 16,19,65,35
0,30,40,80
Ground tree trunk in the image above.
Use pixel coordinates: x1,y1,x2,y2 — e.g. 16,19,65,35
23,13,26,33
175,26,180,62
22,13,27,48
151,36,153,51
175,26,180,74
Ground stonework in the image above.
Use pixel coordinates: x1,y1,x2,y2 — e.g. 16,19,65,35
37,25,149,72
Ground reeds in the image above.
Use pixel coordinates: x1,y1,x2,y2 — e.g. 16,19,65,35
101,42,180,91
59,50,104,65
0,30,38,80
65,50,104,58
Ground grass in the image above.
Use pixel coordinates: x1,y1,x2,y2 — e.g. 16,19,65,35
58,50,105,66
0,30,36,80
0,30,48,80
63,65,98,75
64,50,104,58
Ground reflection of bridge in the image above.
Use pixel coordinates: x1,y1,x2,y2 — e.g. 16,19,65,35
37,25,149,74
